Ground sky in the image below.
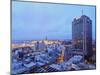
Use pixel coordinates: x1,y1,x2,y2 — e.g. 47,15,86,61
12,1,96,41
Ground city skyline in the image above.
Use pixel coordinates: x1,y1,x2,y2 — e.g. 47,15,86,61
12,1,96,41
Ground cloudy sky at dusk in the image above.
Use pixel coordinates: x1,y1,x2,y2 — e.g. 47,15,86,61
12,1,96,41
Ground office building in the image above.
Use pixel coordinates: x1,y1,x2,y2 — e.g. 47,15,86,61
72,15,93,57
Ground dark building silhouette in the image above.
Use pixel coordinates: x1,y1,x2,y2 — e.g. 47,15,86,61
35,41,39,51
72,15,93,58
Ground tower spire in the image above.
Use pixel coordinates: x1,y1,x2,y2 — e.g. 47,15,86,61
82,10,83,15
45,36,47,40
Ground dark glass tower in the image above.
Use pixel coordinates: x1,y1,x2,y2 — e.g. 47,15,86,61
72,15,93,57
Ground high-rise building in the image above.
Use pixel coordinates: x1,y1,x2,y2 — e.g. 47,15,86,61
35,41,39,51
72,15,93,57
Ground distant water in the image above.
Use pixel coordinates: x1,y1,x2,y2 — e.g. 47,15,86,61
12,40,33,44
12,40,24,44
12,39,72,44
